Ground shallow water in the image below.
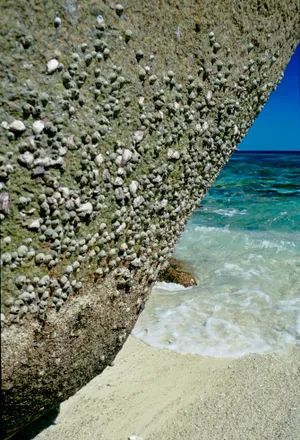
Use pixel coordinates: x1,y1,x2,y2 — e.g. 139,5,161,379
133,152,300,357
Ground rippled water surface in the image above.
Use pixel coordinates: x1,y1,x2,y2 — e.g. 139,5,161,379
133,152,300,357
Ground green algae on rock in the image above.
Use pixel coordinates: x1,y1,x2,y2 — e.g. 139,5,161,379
0,0,299,438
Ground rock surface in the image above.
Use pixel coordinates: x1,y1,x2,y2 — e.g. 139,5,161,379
159,258,197,287
0,0,298,438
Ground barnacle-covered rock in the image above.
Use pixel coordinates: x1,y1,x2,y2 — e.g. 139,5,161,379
0,0,298,438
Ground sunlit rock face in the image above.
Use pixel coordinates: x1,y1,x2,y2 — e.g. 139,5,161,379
0,0,298,437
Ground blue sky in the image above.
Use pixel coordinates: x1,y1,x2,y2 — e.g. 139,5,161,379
239,44,299,151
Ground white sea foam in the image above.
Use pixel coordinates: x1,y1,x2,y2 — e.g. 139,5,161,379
194,225,230,233
153,281,191,292
132,300,276,358
215,264,268,280
133,276,300,358
211,208,247,217
244,235,296,253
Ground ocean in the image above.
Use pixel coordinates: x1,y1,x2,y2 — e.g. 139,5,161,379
133,151,300,357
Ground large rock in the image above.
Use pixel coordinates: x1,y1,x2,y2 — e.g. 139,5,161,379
0,0,298,437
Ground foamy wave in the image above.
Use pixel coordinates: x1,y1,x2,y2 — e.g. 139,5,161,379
244,236,296,253
211,208,247,217
194,225,230,233
133,283,300,358
153,282,191,292
215,263,268,280
132,311,276,358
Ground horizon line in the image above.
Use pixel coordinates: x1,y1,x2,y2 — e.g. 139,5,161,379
236,150,300,153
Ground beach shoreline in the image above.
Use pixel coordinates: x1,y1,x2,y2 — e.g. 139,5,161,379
34,336,300,440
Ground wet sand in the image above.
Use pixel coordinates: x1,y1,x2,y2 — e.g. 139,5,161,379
35,337,300,440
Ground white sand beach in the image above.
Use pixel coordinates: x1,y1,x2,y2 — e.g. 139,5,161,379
34,336,300,440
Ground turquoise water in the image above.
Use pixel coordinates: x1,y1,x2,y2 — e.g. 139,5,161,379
133,152,300,357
